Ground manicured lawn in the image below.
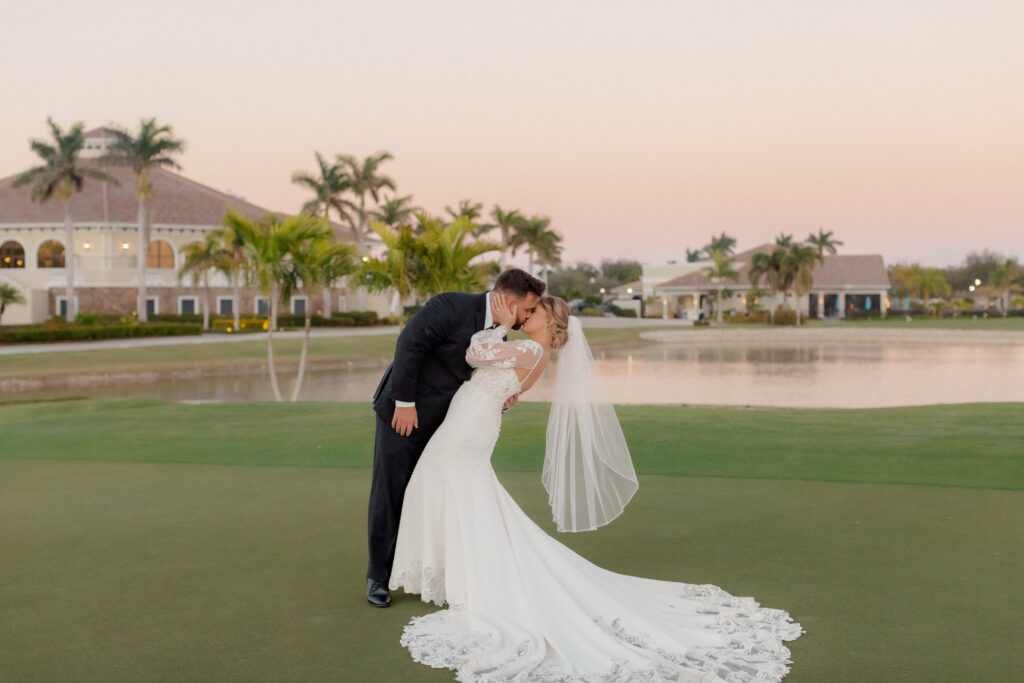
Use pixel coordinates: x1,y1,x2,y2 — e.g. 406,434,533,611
2,400,1021,490
1,400,1022,681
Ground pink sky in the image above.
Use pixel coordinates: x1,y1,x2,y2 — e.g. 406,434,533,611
2,0,1021,268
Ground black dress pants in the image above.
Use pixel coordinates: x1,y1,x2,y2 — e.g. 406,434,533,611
366,412,431,584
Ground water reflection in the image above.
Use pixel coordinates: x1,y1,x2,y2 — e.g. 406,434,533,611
8,343,1024,408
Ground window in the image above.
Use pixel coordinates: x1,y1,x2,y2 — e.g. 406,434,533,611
291,297,307,315
179,297,198,315
217,297,234,315
37,240,65,268
146,240,174,269
254,296,269,315
0,241,25,268
146,297,159,315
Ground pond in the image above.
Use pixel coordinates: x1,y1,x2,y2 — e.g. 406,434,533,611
11,338,1024,408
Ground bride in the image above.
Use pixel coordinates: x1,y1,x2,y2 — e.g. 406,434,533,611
389,294,802,682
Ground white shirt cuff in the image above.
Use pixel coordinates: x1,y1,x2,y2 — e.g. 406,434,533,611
395,400,415,408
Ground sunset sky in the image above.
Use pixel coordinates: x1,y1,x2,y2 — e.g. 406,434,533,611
3,0,1021,268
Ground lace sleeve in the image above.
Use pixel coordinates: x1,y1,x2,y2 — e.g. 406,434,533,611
465,326,543,370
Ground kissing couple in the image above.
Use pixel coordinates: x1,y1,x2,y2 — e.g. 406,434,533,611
366,268,802,682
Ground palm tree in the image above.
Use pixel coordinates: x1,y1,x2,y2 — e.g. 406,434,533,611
178,237,229,331
371,194,418,227
231,210,326,401
988,258,1021,316
509,215,561,277
14,118,114,320
806,228,843,258
685,248,702,263
0,282,26,339
209,214,252,329
906,266,951,315
490,205,526,268
775,233,794,247
285,224,359,401
782,243,822,325
749,247,785,324
104,119,185,323
406,215,502,298
336,152,396,248
292,152,353,224
701,249,739,324
703,232,737,257
361,221,428,321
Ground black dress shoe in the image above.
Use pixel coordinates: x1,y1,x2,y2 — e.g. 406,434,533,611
366,578,391,607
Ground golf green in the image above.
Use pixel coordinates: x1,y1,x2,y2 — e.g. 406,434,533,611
1,401,1022,681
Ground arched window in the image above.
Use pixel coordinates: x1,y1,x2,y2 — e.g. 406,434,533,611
0,241,25,268
37,240,65,268
147,240,174,269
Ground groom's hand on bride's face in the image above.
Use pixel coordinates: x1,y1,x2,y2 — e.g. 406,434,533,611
391,405,419,437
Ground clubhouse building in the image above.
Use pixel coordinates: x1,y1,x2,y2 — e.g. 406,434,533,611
632,245,891,320
0,128,376,325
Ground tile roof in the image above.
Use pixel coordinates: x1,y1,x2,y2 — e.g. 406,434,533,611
0,164,356,241
658,243,889,289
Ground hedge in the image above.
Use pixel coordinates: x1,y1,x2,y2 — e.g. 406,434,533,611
1,323,202,344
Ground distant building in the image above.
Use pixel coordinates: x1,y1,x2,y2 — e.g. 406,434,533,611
647,244,891,320
0,128,382,325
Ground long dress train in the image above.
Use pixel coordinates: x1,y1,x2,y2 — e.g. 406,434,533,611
389,328,802,682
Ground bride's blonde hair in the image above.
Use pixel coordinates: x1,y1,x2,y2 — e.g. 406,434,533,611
540,296,571,350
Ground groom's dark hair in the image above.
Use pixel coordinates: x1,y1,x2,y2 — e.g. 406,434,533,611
493,268,546,299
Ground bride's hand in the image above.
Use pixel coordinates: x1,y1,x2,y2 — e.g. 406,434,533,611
493,293,517,329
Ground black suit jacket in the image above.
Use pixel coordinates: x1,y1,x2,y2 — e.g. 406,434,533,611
372,291,487,438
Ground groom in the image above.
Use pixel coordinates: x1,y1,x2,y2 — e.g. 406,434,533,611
366,268,546,607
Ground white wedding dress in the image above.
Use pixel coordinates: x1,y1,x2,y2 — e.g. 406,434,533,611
389,328,802,682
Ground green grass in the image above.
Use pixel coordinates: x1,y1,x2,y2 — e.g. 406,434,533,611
2,400,1021,490
1,400,1022,682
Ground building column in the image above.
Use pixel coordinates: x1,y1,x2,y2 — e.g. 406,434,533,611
880,290,888,318
839,292,846,319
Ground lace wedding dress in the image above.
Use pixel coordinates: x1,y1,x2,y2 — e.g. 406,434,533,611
389,328,802,682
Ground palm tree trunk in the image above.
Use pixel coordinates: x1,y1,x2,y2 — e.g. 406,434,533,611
528,247,534,276
716,285,723,324
232,270,241,329
202,271,210,331
136,193,148,322
796,294,802,326
499,227,508,269
270,286,278,330
267,290,283,402
323,284,332,318
63,199,76,320
291,307,312,402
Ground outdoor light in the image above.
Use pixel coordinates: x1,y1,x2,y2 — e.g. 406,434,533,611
2,257,8,264
121,242,130,250
361,256,369,262
974,278,981,286
969,285,976,292
83,241,92,250
627,288,633,294
599,287,606,294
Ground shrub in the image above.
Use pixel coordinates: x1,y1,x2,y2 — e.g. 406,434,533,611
210,318,268,333
2,323,201,344
150,313,203,324
609,305,637,318
578,307,604,317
